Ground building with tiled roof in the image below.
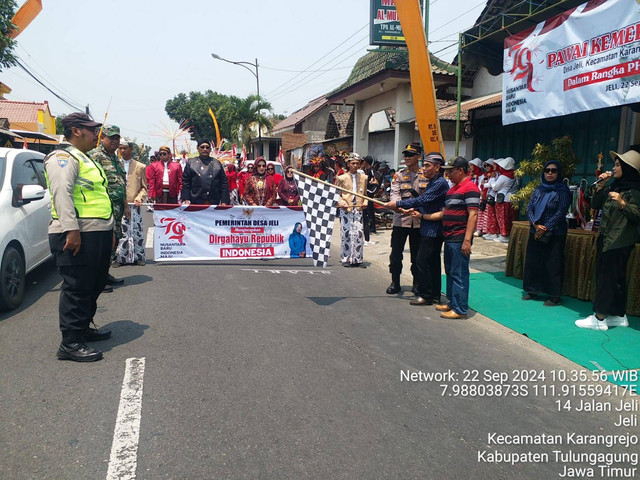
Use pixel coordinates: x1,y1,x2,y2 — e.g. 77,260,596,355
0,99,56,135
325,47,468,165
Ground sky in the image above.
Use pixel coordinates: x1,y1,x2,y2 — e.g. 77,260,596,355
1,0,487,152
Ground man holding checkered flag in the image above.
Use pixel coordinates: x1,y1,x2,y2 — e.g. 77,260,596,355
293,153,373,268
292,170,340,268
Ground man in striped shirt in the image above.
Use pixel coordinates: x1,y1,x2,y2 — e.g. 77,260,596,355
433,157,481,319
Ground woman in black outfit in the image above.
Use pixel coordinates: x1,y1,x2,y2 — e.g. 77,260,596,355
576,150,640,331
522,160,571,306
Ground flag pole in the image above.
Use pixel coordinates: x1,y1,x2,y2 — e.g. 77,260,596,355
292,169,386,206
95,97,112,148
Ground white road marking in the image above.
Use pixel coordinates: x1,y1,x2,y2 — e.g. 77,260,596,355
145,227,154,249
106,358,146,480
242,269,332,275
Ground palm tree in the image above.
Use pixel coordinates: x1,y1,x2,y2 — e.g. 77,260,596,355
231,94,273,151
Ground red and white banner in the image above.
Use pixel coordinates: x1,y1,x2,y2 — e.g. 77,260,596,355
503,0,640,125
152,205,312,261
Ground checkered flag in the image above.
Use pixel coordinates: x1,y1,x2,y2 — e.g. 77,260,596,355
293,172,339,267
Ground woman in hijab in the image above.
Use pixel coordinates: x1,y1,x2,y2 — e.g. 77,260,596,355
237,162,254,203
244,157,277,206
576,150,640,330
522,160,571,306
289,222,307,258
278,166,300,206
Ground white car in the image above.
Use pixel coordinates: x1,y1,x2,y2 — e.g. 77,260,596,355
0,148,52,310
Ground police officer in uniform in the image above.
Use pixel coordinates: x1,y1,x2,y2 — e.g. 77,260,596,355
89,125,126,288
384,143,427,294
45,113,114,362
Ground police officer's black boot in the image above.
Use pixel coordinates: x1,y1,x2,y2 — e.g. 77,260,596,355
386,274,401,294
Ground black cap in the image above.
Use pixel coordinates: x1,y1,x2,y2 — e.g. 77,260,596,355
402,143,422,156
61,112,101,129
441,156,469,169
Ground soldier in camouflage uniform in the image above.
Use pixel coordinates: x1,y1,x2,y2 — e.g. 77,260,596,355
89,125,126,287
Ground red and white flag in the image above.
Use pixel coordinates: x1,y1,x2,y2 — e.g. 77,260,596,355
22,139,28,149
241,145,247,168
277,146,284,166
232,144,237,158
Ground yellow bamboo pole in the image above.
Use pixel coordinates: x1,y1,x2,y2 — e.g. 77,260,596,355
95,97,112,148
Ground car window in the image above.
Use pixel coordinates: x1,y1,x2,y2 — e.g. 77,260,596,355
11,159,41,188
31,159,47,188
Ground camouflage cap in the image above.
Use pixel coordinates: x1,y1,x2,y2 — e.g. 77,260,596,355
102,125,121,137
119,137,134,147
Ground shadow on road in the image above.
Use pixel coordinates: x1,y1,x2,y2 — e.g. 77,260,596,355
95,320,150,352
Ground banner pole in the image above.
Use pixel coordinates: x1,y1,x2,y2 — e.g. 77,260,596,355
292,169,386,206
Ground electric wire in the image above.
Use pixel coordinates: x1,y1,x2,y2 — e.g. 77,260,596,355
263,23,369,98
16,44,86,109
14,59,85,112
267,34,370,103
266,1,484,105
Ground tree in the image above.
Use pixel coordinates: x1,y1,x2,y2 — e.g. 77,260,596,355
165,90,237,142
55,115,65,136
230,94,273,148
0,0,17,72
165,91,274,149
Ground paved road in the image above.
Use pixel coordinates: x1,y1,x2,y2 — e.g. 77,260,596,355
0,220,635,479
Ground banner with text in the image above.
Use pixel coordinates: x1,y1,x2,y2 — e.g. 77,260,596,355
503,0,640,125
153,205,312,262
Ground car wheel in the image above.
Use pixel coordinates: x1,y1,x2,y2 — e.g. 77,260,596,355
0,246,26,311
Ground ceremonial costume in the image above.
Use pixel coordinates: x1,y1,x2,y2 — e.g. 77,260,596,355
244,159,277,206
116,153,148,265
278,167,301,205
181,156,230,205
147,149,182,204
335,169,368,266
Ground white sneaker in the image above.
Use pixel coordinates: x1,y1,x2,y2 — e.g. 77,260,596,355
606,315,629,327
484,234,497,240
363,241,371,246
494,235,510,243
473,231,482,237
575,314,608,331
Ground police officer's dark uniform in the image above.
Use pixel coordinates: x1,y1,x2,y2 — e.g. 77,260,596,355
386,144,427,294
44,113,114,362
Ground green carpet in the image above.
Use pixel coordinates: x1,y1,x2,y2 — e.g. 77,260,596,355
463,272,640,381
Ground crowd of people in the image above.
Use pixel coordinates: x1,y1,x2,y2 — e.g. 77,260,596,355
41,111,640,361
